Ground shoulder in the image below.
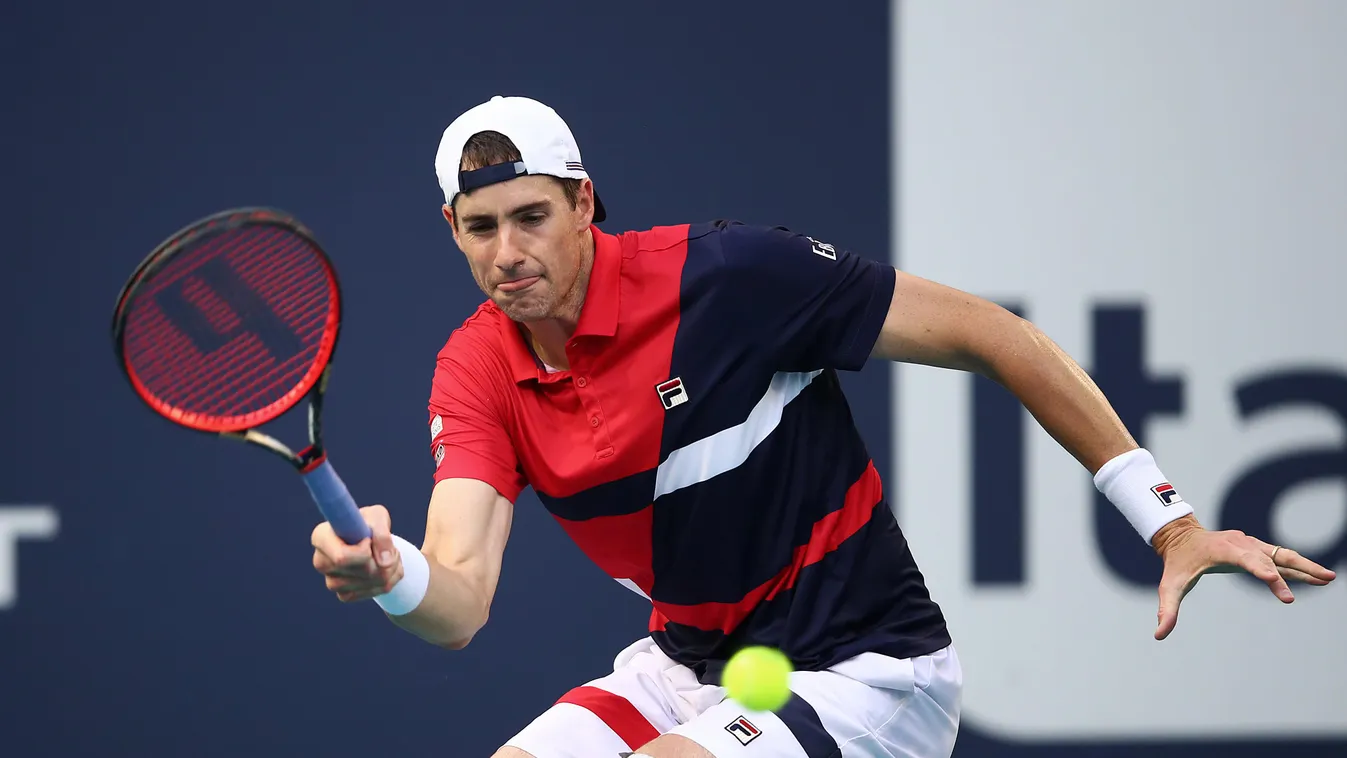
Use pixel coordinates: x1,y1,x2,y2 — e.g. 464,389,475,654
431,301,511,393
687,220,829,266
608,219,820,263
436,301,502,357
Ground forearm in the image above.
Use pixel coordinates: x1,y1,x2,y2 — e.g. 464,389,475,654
871,272,1200,548
975,312,1137,474
977,313,1203,541
382,552,490,649
373,478,512,648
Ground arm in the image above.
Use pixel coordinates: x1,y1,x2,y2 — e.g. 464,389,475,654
382,477,514,649
868,268,1335,637
308,476,514,650
868,269,1137,474
311,326,530,646
868,270,1199,544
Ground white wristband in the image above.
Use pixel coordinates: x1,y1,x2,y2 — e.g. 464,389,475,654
373,535,430,616
1093,448,1195,545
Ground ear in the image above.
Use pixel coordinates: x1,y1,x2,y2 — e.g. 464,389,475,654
442,204,462,248
577,179,597,230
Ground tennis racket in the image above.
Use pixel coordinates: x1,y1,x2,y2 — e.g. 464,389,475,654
110,207,371,545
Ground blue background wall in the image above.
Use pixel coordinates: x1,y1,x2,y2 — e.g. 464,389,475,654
3,1,1342,756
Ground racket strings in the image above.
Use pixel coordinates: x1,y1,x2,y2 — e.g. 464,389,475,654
118,220,339,429
125,269,326,410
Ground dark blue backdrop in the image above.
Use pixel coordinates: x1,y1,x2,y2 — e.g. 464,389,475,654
3,2,1342,756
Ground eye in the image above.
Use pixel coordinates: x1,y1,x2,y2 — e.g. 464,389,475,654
467,222,495,235
521,214,545,226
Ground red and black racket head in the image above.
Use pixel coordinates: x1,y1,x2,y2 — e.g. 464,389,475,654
111,208,342,433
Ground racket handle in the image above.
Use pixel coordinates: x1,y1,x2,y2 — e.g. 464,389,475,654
300,459,372,544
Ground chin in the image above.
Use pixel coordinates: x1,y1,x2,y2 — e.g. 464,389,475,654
498,299,554,323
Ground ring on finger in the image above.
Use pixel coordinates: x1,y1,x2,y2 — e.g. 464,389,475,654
1271,545,1283,564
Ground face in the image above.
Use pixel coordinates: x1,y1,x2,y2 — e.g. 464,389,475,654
444,175,594,323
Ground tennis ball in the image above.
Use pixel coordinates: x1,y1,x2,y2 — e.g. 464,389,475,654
722,645,793,712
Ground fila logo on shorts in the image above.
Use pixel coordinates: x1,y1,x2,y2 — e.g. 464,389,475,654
1151,482,1183,506
656,377,689,410
724,715,762,745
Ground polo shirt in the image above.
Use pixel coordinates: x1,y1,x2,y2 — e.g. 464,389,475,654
427,220,951,681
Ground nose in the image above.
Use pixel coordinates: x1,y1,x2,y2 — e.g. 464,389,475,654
493,225,526,273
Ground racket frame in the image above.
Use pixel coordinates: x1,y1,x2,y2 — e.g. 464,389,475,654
110,207,344,472
111,206,370,544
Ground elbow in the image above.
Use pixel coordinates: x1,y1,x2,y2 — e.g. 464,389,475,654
436,593,492,651
439,635,474,651
970,309,1049,383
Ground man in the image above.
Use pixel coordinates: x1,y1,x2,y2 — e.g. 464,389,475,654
310,95,1336,758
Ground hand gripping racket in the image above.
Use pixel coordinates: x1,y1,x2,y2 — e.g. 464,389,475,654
111,207,371,544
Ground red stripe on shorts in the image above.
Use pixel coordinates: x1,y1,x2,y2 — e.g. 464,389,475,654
556,685,659,749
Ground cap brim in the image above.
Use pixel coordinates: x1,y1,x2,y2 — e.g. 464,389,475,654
592,191,607,223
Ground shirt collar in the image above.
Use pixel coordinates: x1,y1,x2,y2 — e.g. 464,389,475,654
501,225,621,384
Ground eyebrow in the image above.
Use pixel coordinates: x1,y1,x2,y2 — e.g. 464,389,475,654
459,200,551,225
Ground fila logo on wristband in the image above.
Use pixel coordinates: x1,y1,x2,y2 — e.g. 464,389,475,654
1151,482,1183,506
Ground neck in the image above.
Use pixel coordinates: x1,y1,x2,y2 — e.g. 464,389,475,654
524,228,595,371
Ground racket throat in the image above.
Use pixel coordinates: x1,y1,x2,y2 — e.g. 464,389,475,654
219,429,322,471
294,445,328,473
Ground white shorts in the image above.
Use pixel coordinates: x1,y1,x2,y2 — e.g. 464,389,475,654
503,637,962,757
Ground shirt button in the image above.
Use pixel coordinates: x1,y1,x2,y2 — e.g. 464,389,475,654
576,377,588,388
590,416,601,427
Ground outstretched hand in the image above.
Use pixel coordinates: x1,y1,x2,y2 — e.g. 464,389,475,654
1150,515,1337,640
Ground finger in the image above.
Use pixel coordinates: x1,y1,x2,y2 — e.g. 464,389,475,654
356,505,397,568
1155,577,1185,640
330,578,382,595
336,587,382,603
327,573,389,596
1278,566,1332,585
328,542,377,577
312,544,362,574
333,567,404,602
310,523,343,564
1240,550,1294,602
313,522,373,571
1273,547,1338,583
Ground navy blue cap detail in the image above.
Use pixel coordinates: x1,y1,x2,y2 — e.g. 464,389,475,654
459,161,528,192
456,159,608,223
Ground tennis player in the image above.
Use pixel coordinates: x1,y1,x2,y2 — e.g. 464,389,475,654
309,95,1337,758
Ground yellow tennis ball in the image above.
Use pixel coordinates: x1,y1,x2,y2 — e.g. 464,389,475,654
722,645,793,712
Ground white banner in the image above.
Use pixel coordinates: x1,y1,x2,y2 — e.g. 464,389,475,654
894,0,1347,740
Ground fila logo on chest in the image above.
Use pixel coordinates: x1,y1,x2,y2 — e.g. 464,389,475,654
655,377,689,410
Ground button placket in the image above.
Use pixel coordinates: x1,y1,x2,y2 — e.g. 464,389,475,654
570,357,614,456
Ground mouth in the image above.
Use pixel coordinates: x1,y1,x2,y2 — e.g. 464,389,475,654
497,275,541,293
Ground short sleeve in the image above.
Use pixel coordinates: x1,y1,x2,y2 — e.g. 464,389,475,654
427,345,528,503
716,222,896,372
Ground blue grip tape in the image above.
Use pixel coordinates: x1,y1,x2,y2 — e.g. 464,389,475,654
300,460,371,544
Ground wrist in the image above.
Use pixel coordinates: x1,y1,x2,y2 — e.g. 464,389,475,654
1150,513,1203,557
1093,447,1195,545
373,535,431,616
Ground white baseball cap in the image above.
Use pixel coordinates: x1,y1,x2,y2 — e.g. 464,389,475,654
434,95,606,222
